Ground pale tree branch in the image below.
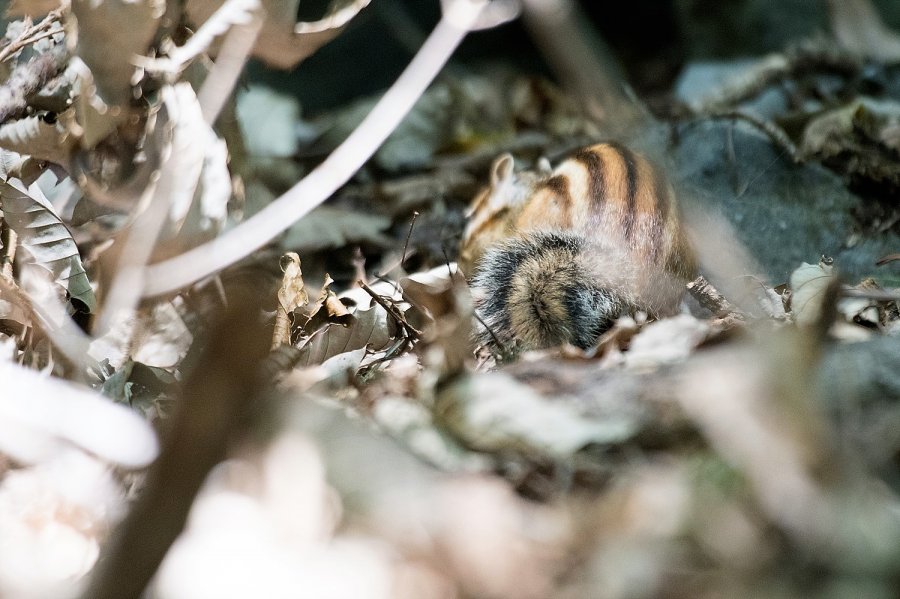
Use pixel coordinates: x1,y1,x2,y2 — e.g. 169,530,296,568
140,0,492,297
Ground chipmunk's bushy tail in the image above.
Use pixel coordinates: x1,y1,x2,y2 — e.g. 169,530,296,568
470,231,632,352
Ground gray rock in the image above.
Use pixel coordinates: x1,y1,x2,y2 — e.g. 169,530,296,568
642,120,900,284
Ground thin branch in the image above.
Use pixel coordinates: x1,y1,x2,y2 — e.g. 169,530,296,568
0,10,63,63
687,275,747,320
875,253,900,266
0,28,64,62
197,5,264,125
140,0,491,297
705,109,802,163
392,210,419,294
359,280,421,341
840,287,900,302
79,290,271,599
688,39,860,114
93,107,179,336
95,7,261,334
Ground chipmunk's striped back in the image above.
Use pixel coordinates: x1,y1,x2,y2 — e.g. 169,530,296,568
461,142,697,353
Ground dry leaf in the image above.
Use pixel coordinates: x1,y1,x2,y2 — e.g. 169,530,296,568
400,263,473,375
292,304,394,368
0,177,97,312
790,261,836,326
273,252,308,348
164,83,232,241
186,0,372,70
625,314,710,369
801,99,900,185
0,112,76,169
88,301,193,369
436,371,637,457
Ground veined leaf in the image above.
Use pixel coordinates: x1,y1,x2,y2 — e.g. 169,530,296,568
292,304,394,369
0,177,97,312
0,112,76,168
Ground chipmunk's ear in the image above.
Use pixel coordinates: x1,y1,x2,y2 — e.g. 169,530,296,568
536,157,552,175
490,153,515,187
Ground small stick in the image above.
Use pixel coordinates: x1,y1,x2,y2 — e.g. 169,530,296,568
707,109,802,163
687,275,746,319
840,287,900,302
393,210,419,294
875,253,900,266
472,309,510,357
400,211,419,268
351,247,367,287
0,223,17,280
358,280,421,341
689,40,859,114
0,10,63,63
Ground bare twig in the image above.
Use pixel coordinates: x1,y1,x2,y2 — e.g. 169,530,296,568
197,4,264,125
706,109,802,163
93,99,179,336
140,0,491,297
875,253,900,266
391,210,420,294
472,308,509,356
359,280,421,341
400,211,419,269
0,28,64,62
687,275,747,320
95,3,261,333
0,222,16,279
688,40,860,114
840,287,900,302
0,10,63,63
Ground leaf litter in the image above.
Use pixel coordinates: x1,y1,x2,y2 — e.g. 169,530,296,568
0,2,899,598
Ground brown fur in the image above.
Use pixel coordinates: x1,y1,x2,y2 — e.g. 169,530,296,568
461,143,697,352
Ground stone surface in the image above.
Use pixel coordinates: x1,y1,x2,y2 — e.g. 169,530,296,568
638,120,900,284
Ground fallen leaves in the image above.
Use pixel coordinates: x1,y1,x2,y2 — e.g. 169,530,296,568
0,176,96,312
0,2,900,597
801,98,900,186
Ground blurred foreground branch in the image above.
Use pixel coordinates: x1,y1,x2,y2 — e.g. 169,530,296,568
520,0,647,135
80,290,271,599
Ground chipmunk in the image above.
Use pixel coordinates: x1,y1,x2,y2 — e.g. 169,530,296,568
460,142,697,352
